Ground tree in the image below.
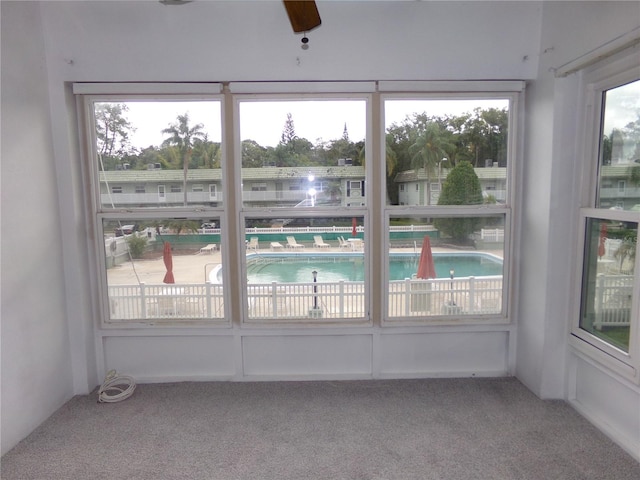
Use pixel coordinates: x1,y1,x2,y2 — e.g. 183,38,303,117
126,235,147,259
434,161,483,243
162,113,206,205
95,103,136,169
409,123,453,205
613,229,637,273
192,135,221,169
280,113,297,145
342,123,349,142
241,139,269,167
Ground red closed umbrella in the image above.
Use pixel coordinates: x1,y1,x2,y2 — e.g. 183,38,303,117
163,241,175,284
352,217,358,237
416,236,436,279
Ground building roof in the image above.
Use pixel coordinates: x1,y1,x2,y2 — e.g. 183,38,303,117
394,167,507,183
600,164,640,179
100,165,365,183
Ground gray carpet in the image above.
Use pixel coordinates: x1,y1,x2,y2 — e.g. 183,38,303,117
2,378,639,480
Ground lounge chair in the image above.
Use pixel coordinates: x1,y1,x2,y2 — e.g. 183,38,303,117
338,236,351,249
270,241,284,251
313,235,330,248
246,237,259,251
286,236,305,249
199,243,217,254
349,238,364,251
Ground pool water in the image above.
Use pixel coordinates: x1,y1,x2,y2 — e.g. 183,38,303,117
245,253,502,283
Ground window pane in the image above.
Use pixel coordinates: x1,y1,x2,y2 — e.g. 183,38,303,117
388,215,505,319
597,80,640,210
94,101,222,209
239,100,366,208
385,99,509,206
243,216,366,322
580,218,635,352
103,217,224,323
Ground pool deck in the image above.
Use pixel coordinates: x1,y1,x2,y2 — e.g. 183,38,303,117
107,245,504,286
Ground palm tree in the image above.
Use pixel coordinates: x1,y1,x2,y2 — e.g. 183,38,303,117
409,123,453,205
357,135,397,175
614,232,637,273
162,113,206,205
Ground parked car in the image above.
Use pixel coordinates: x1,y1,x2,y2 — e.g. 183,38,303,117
201,222,216,230
115,224,138,237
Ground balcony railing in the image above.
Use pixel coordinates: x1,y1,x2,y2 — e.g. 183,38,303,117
106,276,505,323
101,191,221,206
388,276,504,318
592,274,633,329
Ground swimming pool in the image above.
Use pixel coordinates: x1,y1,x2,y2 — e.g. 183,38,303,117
232,252,503,284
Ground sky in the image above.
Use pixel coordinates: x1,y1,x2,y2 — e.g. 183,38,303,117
123,98,508,150
119,89,638,151
125,101,222,149
603,79,640,136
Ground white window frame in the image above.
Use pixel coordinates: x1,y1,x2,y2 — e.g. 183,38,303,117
75,84,227,328
569,49,640,383
233,90,372,325
381,87,524,325
75,81,523,330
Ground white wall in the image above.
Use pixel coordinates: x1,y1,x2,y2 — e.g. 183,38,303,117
38,1,542,82
0,2,74,456
31,0,545,397
518,0,640,459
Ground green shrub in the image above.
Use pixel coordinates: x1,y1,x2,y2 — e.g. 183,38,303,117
126,235,147,258
434,161,483,243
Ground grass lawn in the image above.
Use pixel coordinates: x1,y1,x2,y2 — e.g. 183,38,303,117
594,326,630,352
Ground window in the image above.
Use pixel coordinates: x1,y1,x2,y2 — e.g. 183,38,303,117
82,93,225,325
243,215,366,323
572,54,639,379
78,82,521,328
238,97,368,324
383,95,516,323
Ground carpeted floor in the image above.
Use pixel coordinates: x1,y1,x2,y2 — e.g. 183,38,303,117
2,378,639,480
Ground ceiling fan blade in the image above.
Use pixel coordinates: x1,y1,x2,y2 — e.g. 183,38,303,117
283,1,322,33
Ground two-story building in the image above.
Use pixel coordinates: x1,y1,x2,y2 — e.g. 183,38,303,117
394,165,508,206
100,165,365,208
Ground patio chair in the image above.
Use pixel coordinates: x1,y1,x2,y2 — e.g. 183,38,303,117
270,241,284,251
246,237,259,251
199,243,217,254
313,235,330,248
286,236,305,249
349,238,364,251
338,236,351,249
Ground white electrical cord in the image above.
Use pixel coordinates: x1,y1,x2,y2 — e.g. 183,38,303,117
98,370,137,403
